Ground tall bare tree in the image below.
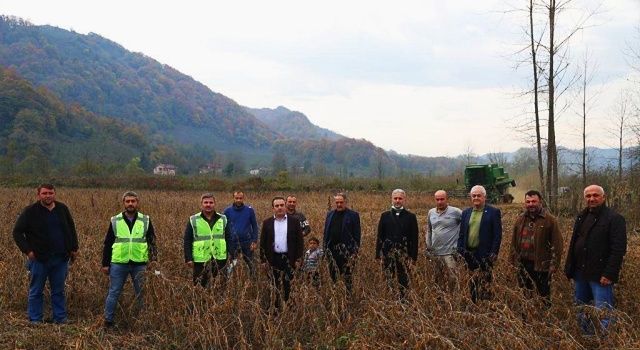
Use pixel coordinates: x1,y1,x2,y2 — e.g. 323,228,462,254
510,0,598,209
534,0,597,210
611,90,632,180
529,0,546,194
577,51,599,188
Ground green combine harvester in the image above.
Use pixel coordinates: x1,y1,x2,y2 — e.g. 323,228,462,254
464,164,516,204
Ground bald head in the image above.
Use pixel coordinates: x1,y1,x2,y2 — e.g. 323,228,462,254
583,185,604,196
584,184,606,209
434,190,448,210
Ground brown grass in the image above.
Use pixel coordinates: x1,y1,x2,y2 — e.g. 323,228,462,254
1,188,638,349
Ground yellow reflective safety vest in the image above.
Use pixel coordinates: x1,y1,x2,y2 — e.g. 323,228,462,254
110,212,149,263
190,213,227,262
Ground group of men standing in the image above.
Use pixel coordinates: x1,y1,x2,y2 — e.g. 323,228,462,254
426,184,626,335
13,183,626,335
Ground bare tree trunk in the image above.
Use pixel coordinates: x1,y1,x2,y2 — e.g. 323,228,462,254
609,91,630,182
579,51,599,188
617,95,628,180
530,0,546,194
582,61,587,188
546,0,558,211
619,124,623,180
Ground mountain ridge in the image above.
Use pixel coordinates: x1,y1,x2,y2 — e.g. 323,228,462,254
245,106,343,141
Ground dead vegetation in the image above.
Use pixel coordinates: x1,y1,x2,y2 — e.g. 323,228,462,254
1,188,638,349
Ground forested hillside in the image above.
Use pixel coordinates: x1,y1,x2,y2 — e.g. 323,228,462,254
0,16,274,150
0,67,145,175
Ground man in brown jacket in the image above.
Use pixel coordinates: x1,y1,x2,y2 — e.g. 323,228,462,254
510,190,563,303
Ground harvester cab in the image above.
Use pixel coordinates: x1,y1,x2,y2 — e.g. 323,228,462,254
464,164,516,204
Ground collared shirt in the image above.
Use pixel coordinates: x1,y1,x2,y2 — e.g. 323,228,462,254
273,215,288,253
467,207,484,249
427,205,462,255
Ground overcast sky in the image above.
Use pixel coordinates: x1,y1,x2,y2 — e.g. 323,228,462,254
4,0,639,157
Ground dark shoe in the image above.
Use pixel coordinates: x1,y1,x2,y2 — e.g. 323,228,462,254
104,320,115,329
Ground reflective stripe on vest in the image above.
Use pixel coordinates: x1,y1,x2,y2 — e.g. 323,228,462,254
190,213,227,262
111,212,149,263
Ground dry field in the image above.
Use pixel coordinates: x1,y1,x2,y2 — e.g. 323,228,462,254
0,188,638,349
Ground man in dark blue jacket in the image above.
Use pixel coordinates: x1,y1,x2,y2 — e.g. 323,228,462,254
13,184,79,324
323,192,361,292
564,184,626,335
457,185,502,303
224,191,259,275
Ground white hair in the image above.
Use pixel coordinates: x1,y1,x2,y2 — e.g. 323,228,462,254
583,184,605,196
469,185,486,197
392,188,406,197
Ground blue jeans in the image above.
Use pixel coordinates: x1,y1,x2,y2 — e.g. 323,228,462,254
27,255,69,323
574,277,614,334
104,263,146,323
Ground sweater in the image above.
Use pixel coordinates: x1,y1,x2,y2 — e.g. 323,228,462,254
13,201,79,262
223,204,259,243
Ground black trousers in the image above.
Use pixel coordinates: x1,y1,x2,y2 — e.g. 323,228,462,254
270,253,294,304
517,260,551,299
327,244,354,292
193,260,227,287
469,262,493,303
384,250,409,299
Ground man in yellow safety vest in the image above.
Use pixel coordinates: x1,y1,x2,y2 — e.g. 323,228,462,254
101,191,157,328
184,193,231,287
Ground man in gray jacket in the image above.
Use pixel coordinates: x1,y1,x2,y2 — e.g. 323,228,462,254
426,190,462,291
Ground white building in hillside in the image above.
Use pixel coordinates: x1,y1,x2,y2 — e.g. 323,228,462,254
153,164,177,176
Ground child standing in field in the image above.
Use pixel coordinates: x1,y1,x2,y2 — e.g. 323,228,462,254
303,237,323,288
